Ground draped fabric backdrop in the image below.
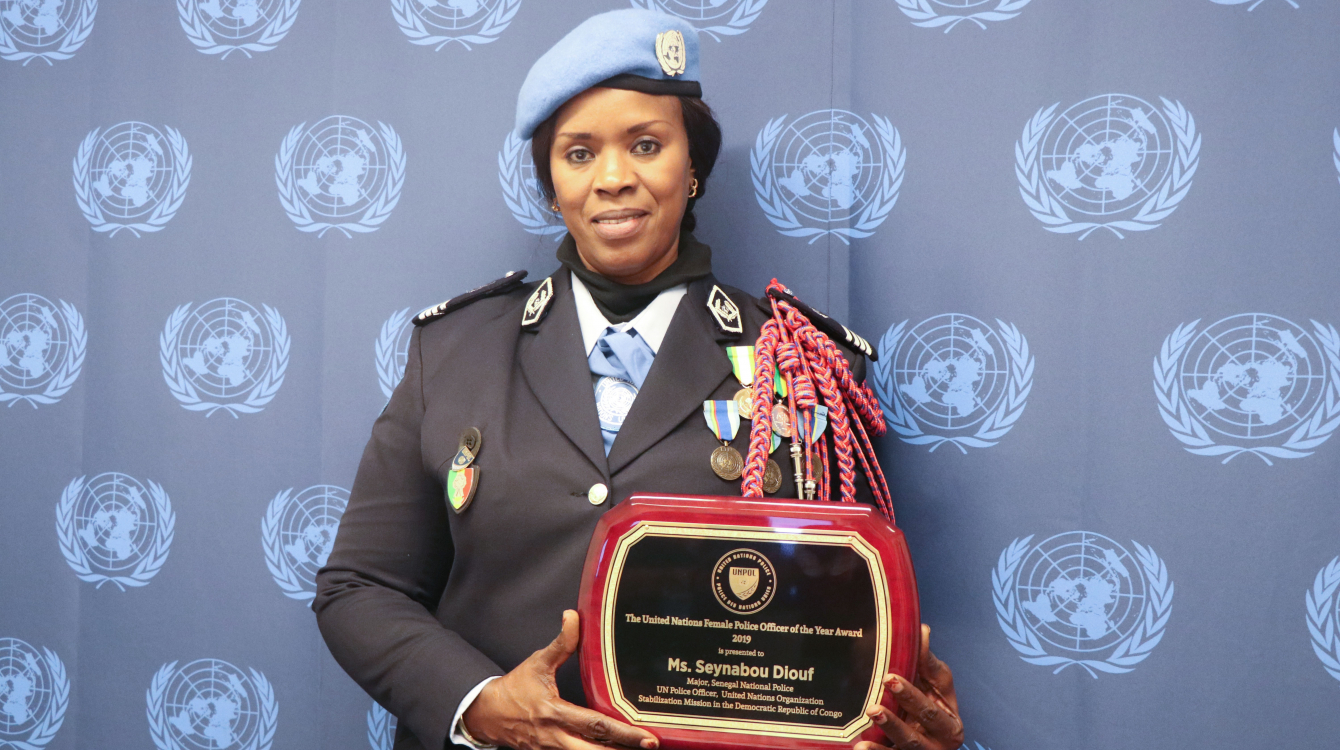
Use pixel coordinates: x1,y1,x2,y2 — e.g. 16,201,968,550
3,1,1338,749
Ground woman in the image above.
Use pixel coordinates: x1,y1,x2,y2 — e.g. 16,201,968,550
315,9,963,750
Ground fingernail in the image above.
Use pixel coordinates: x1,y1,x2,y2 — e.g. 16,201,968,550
642,740,658,749
889,677,904,694
870,710,886,724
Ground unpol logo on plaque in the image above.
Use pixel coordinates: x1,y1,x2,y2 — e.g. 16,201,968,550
160,298,290,417
73,122,192,237
0,639,68,750
391,0,522,50
712,548,775,615
177,0,302,58
276,116,405,237
0,294,85,408
629,0,768,41
1016,94,1199,239
147,660,277,750
262,485,348,604
0,0,96,65
55,473,176,590
1155,314,1340,464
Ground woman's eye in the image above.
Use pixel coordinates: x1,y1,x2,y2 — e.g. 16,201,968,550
566,148,593,164
632,140,660,155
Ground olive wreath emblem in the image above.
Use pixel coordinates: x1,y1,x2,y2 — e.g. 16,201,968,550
751,113,904,244
497,131,565,240
893,0,1033,32
630,0,768,41
872,319,1032,452
1210,0,1298,9
1306,557,1340,682
73,125,192,237
993,536,1174,677
0,645,69,750
391,0,522,51
0,299,85,409
1015,98,1199,240
275,121,405,237
1153,320,1340,465
1332,128,1339,187
0,0,97,65
176,0,302,59
376,307,412,400
147,662,278,750
159,302,290,417
366,703,396,750
262,489,312,604
55,475,176,591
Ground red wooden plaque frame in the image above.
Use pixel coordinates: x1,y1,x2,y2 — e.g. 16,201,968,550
578,494,920,750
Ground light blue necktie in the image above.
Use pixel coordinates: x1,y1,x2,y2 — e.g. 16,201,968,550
588,327,655,454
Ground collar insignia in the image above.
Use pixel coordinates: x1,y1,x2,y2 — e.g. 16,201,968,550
656,30,686,77
520,276,554,329
707,285,743,335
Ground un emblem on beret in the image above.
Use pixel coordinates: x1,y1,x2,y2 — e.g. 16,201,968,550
177,0,301,58
0,294,85,408
73,122,192,237
391,0,522,51
275,116,405,237
893,0,1033,31
1307,557,1340,683
630,0,768,41
0,0,95,65
55,473,176,590
147,660,277,750
994,532,1173,677
498,131,565,241
752,109,905,244
1155,314,1340,464
160,298,290,417
1017,94,1199,240
0,639,68,749
366,702,397,750
873,315,1032,452
262,485,348,605
376,308,414,399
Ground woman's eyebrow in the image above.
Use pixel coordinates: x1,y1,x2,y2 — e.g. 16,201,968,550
557,121,669,140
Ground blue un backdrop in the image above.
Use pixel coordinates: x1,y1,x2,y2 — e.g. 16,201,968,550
2,1,1339,749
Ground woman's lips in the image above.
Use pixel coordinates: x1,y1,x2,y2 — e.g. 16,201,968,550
590,209,649,241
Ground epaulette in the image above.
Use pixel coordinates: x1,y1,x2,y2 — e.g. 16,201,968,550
764,285,877,361
414,270,528,327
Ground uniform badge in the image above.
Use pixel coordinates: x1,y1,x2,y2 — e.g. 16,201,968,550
655,30,686,77
446,468,478,514
520,276,554,329
707,285,743,335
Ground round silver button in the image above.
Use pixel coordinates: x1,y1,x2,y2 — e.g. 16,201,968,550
587,483,609,505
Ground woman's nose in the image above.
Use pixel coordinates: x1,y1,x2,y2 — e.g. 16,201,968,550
593,151,637,195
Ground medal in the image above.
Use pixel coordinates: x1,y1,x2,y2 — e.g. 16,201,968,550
726,346,756,386
703,400,743,481
771,404,792,438
733,388,754,420
446,467,478,513
763,459,783,494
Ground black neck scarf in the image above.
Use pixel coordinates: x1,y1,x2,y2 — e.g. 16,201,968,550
557,232,713,323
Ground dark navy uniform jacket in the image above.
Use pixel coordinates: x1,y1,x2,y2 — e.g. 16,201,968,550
314,270,868,750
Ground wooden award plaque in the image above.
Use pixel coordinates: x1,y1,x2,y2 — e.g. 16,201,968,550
577,494,920,750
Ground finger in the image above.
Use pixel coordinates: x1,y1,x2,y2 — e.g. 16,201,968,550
916,649,957,706
554,703,659,750
535,610,581,673
868,705,932,750
884,675,962,742
853,741,895,750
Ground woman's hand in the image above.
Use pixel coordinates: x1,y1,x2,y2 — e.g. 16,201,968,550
462,610,659,750
857,625,964,750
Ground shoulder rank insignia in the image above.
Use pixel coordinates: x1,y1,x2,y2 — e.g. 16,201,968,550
520,276,554,329
707,285,743,335
414,270,528,327
765,285,876,361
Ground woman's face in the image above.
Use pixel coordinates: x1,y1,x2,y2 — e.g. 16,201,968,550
550,87,694,285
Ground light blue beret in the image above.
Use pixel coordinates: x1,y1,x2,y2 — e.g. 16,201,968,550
515,8,702,140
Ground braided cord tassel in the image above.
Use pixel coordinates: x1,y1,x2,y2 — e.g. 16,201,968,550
740,318,780,497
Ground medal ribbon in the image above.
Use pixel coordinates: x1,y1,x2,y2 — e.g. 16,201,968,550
797,406,829,445
702,400,740,442
726,346,756,386
773,368,788,398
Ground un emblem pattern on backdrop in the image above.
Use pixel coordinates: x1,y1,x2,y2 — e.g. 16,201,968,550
147,660,277,750
873,315,1032,452
73,122,193,237
893,0,1033,32
0,639,69,750
752,109,905,244
1210,0,1299,9
1154,314,1340,464
391,0,522,51
366,703,397,750
0,0,96,65
275,116,406,237
56,473,176,590
629,0,768,41
994,532,1174,677
262,485,349,605
177,0,302,58
160,298,290,417
0,294,85,408
1306,557,1340,683
376,308,414,399
1016,95,1199,240
498,131,566,240
1333,128,1339,187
